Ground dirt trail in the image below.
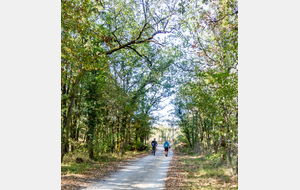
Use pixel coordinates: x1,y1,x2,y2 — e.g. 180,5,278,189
84,145,173,190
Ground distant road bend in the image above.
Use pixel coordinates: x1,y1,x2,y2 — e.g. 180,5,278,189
84,144,173,190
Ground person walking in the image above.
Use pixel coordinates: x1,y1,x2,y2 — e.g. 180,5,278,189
151,138,158,155
163,139,170,157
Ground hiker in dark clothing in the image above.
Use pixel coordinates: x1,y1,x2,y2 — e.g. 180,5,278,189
151,138,158,155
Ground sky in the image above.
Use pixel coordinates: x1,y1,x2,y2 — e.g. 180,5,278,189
151,94,178,128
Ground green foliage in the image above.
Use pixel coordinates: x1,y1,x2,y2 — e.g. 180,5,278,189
61,162,96,174
61,0,238,171
206,152,223,163
171,0,238,170
178,147,237,189
61,0,177,162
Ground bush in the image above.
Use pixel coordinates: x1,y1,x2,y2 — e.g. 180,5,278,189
206,152,222,163
75,157,84,163
63,149,92,163
137,144,148,151
123,141,149,151
123,143,134,151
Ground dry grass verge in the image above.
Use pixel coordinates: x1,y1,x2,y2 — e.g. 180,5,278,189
61,150,151,190
165,148,238,190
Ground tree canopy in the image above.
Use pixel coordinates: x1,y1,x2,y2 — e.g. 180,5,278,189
61,0,238,170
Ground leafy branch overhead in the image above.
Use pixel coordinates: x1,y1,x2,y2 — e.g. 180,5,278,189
61,0,179,163
61,0,238,182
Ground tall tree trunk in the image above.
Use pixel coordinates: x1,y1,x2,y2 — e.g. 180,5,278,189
185,123,193,149
61,95,75,163
87,95,97,160
87,110,96,159
70,113,77,152
61,69,83,163
220,125,227,164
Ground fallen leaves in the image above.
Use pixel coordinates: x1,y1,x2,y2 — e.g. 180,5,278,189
164,150,238,190
164,150,187,190
61,151,151,190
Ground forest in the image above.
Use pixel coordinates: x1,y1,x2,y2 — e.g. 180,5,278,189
61,0,238,173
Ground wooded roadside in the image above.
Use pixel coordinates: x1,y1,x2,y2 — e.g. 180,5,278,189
61,150,150,190
165,147,238,190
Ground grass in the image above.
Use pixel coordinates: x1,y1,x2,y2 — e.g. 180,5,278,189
61,162,99,174
61,149,150,174
165,146,238,190
182,156,235,189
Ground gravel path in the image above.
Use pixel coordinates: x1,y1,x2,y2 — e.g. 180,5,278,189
84,144,173,190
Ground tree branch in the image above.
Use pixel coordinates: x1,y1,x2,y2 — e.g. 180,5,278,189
126,46,152,67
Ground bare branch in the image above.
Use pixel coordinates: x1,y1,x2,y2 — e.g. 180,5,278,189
126,46,152,67
105,30,171,55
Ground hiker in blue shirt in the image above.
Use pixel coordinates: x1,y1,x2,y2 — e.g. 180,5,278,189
164,139,170,157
